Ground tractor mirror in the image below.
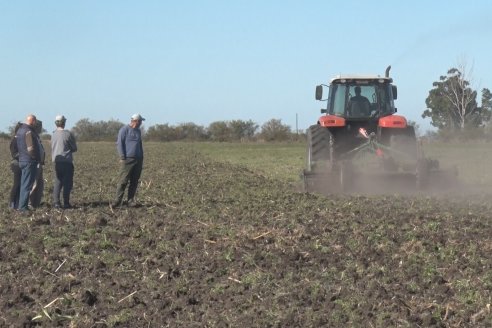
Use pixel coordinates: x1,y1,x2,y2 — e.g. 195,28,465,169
315,85,323,100
392,85,398,99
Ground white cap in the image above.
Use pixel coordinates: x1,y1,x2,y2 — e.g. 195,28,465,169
55,115,66,122
131,113,145,121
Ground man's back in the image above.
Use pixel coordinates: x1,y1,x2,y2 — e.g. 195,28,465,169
52,129,77,163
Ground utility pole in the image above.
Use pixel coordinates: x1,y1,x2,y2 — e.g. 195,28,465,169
296,113,298,135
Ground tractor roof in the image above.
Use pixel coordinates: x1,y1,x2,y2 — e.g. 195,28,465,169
330,75,393,84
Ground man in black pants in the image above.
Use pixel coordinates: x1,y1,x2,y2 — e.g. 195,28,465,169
113,113,145,207
51,115,77,209
9,122,22,209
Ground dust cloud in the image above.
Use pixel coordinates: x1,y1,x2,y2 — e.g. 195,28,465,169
302,141,492,199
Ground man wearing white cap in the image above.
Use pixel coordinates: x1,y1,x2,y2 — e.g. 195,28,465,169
113,113,145,207
51,115,77,209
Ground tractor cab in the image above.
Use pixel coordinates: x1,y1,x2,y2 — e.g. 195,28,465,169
316,75,398,120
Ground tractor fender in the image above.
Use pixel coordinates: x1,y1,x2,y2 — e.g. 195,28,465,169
378,115,407,128
319,115,346,127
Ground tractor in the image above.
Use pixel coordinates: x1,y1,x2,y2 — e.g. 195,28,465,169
303,66,451,194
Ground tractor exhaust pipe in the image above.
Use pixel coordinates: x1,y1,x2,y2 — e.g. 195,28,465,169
385,65,391,78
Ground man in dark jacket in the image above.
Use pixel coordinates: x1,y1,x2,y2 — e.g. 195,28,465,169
29,119,45,208
112,113,145,207
16,114,42,212
9,122,22,209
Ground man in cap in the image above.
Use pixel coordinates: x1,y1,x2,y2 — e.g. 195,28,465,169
112,113,145,207
51,115,78,209
16,114,42,212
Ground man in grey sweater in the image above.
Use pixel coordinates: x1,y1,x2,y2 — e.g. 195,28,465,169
113,113,145,207
51,115,77,209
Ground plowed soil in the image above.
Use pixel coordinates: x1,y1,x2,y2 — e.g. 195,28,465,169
1,142,492,327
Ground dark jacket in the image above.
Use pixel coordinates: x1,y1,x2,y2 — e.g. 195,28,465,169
16,123,41,163
10,136,19,161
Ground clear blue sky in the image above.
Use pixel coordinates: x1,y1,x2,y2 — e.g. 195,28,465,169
1,1,491,133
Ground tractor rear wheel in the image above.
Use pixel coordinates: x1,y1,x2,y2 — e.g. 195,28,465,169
306,125,333,172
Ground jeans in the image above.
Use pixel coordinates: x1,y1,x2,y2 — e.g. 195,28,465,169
30,164,44,208
53,162,74,206
114,157,143,204
18,161,38,211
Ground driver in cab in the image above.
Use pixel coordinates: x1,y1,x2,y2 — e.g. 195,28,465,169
348,86,371,117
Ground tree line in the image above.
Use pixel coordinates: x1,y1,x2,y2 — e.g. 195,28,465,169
0,118,303,142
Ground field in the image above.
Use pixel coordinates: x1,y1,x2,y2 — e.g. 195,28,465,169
1,140,492,327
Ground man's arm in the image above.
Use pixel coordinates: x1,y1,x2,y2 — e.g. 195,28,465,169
25,131,38,160
116,127,127,160
69,132,77,153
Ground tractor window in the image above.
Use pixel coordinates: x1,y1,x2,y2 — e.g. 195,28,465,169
329,84,347,116
377,85,395,115
328,82,396,117
347,85,374,118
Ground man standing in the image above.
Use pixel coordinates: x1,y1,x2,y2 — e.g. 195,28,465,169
29,119,46,208
51,115,77,209
9,122,22,209
16,114,42,212
113,113,145,207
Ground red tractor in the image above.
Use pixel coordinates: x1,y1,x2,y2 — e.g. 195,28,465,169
303,66,449,193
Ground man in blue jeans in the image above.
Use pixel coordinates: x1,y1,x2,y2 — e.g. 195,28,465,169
113,113,145,207
16,114,42,212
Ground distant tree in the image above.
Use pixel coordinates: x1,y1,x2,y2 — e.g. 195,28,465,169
260,119,292,141
207,121,230,141
422,61,490,131
72,118,124,141
175,122,207,141
207,120,258,141
145,123,177,141
480,88,492,123
229,119,258,140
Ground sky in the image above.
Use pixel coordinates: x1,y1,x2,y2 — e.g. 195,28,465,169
1,0,491,133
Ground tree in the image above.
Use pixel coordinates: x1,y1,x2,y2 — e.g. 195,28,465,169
72,118,124,141
145,123,177,141
422,61,490,131
260,119,292,141
480,88,492,123
174,123,207,141
229,120,258,141
207,120,258,141
207,121,230,141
